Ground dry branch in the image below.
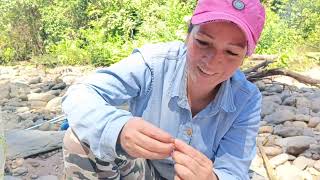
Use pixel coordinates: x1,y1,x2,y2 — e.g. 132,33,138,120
249,54,278,61
243,60,273,74
243,56,320,87
246,68,320,87
257,143,279,180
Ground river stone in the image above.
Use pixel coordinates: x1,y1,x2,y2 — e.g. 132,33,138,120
314,160,320,171
296,97,311,109
261,101,279,117
263,95,282,104
263,146,283,157
264,110,295,124
11,167,28,176
5,130,65,159
37,175,59,180
296,107,311,115
0,80,10,99
288,154,297,161
61,75,77,85
309,144,320,155
277,105,297,113
308,117,320,128
1,112,22,130
254,81,266,91
4,176,21,180
41,82,55,92
51,82,66,90
273,126,306,137
291,121,308,128
29,101,48,109
45,97,62,112
17,112,40,122
259,126,273,134
282,96,296,106
276,164,304,180
28,77,41,85
312,153,320,160
27,93,55,102
259,121,267,126
269,153,289,167
5,98,27,108
293,156,315,170
9,82,30,100
18,120,34,129
311,112,320,118
16,107,30,113
275,136,316,156
295,114,311,122
265,84,283,93
38,122,51,131
311,97,320,113
47,90,61,96
30,88,41,93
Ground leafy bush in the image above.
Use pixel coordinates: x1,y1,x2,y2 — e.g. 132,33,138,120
0,0,319,69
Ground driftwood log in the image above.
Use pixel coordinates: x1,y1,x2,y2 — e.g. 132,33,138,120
244,55,320,87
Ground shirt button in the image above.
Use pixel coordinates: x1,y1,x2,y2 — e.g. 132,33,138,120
186,128,193,136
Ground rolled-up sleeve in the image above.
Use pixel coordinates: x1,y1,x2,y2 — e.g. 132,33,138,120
62,52,152,162
213,90,262,180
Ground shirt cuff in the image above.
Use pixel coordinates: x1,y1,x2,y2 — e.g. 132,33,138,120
100,115,132,161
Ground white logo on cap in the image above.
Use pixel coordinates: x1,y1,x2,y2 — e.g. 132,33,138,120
232,0,245,10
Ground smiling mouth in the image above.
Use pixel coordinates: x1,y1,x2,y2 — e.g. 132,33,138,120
197,66,217,77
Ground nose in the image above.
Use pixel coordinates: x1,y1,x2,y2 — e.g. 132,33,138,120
203,51,223,66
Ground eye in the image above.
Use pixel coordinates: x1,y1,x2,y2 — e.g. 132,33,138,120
226,50,239,56
195,39,209,47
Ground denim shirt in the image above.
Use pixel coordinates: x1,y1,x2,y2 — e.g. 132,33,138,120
62,41,262,180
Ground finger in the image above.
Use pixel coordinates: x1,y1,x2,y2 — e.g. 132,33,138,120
135,132,174,155
174,163,195,180
174,139,211,167
174,175,183,180
140,122,174,143
133,143,170,160
172,151,198,175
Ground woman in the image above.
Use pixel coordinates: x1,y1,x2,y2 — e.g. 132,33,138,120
62,0,266,179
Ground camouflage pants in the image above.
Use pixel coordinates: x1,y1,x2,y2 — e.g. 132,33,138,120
63,128,164,180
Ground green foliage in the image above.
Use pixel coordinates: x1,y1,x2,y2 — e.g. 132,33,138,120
0,0,44,63
256,1,320,70
0,0,319,69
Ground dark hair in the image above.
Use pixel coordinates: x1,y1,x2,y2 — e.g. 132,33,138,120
187,23,194,34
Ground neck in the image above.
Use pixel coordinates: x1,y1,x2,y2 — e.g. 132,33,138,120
187,77,220,117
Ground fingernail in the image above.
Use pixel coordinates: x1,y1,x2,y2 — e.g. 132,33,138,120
171,150,175,157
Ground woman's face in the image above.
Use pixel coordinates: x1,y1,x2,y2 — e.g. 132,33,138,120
186,21,247,90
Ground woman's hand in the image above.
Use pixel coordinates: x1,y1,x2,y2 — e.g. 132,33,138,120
173,139,218,180
119,117,175,159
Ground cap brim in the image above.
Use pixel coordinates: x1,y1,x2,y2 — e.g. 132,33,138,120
191,12,255,55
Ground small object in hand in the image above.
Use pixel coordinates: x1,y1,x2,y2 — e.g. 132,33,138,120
60,119,69,130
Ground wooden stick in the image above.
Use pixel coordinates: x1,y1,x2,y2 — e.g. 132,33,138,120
257,143,279,180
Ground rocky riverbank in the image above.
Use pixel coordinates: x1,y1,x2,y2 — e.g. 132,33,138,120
1,64,320,180
1,64,94,180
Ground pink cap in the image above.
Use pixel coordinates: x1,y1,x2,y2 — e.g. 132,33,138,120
191,0,266,55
